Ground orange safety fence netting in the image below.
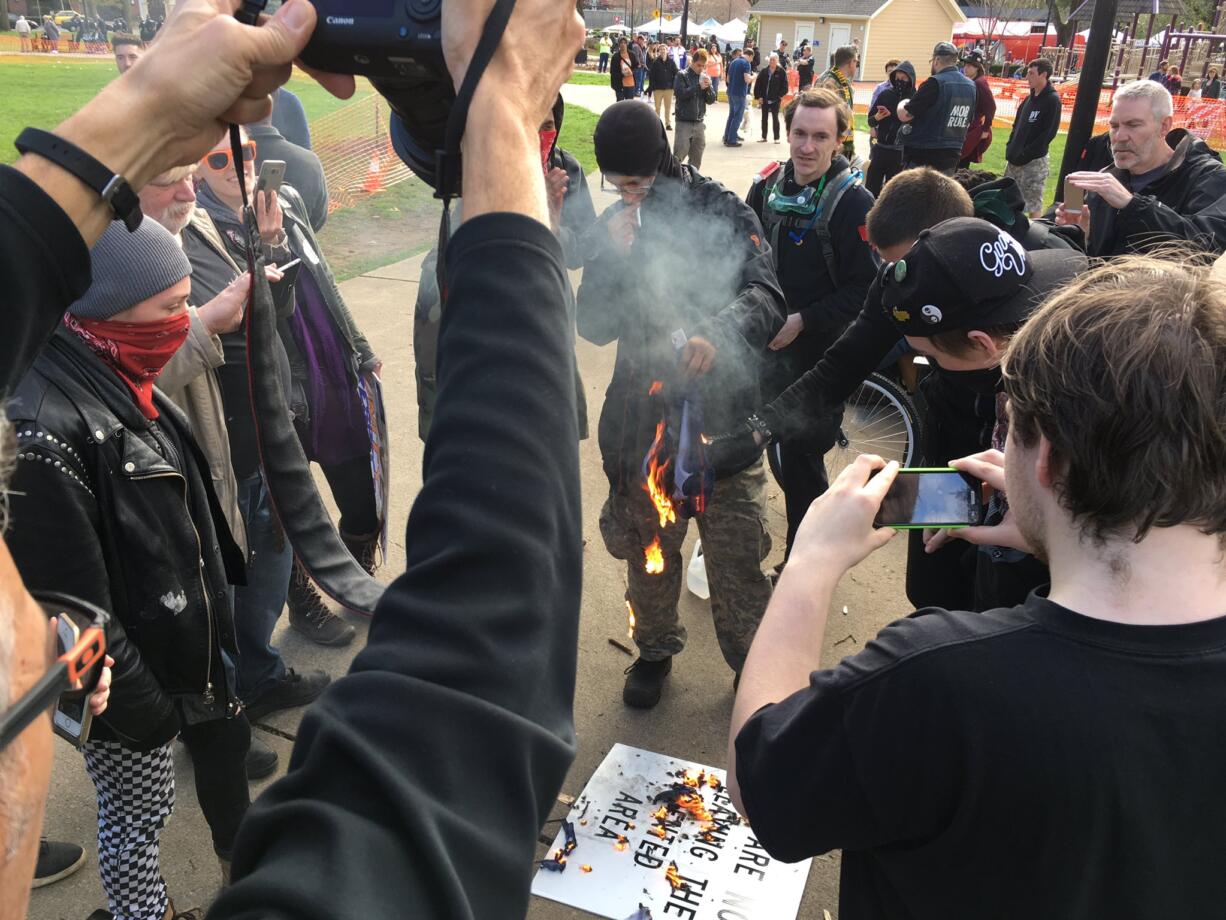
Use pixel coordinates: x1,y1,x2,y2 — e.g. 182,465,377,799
0,34,114,54
986,76,1226,150
308,95,415,214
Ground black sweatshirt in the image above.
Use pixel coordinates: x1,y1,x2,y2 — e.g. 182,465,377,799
1004,83,1061,166
0,164,92,395
209,214,583,918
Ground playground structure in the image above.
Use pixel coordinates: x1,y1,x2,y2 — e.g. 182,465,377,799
1054,0,1226,87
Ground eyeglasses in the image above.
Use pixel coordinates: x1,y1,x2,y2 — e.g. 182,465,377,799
603,174,655,197
204,141,256,172
0,591,109,752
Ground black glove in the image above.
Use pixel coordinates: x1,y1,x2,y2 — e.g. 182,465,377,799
705,420,765,477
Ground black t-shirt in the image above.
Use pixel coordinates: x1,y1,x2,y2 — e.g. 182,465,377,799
735,592,1226,918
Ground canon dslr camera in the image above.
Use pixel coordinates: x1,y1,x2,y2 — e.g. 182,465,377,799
297,0,450,187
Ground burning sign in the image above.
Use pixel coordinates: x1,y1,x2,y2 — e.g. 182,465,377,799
532,744,813,919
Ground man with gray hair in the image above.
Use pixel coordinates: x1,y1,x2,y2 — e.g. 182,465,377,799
1061,77,1226,256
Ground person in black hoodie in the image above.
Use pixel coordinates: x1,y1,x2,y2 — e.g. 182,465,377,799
577,100,785,709
1004,58,1061,217
866,60,915,195
746,87,877,556
1060,78,1226,256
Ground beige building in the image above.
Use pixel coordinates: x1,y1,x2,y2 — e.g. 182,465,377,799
750,0,964,86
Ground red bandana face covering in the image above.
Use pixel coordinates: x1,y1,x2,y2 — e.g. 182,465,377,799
539,129,558,172
65,311,192,420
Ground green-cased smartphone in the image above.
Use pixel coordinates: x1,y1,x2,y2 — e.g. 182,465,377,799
873,467,984,530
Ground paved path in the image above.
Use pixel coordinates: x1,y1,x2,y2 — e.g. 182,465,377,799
30,84,904,920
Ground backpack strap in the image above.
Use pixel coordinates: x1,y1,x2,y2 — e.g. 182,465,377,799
753,161,790,258
812,165,861,288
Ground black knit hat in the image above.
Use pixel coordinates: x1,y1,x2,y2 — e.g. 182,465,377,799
879,217,1084,337
594,100,671,177
69,220,191,320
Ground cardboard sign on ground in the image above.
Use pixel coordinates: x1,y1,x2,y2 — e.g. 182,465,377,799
532,743,812,919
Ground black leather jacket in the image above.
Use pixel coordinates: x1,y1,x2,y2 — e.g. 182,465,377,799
6,329,245,751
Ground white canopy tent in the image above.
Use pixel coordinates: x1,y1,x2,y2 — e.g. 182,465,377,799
634,16,664,33
601,23,629,33
657,17,707,36
713,18,748,44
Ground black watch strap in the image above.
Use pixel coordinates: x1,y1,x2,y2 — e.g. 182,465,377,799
14,127,143,232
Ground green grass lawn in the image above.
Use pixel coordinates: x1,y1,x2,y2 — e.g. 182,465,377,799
559,104,598,175
568,70,610,87
854,113,1067,205
0,58,371,163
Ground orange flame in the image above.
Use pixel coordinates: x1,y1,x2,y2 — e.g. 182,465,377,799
665,861,687,891
648,380,664,396
644,420,677,529
649,824,668,839
675,792,714,824
651,806,670,821
581,864,593,873
707,774,721,789
645,537,664,575
626,600,636,639
682,769,703,788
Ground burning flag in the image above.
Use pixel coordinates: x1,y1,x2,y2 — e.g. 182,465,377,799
643,420,677,529
644,537,664,575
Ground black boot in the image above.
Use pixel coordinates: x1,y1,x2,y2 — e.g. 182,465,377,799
623,656,673,709
340,529,380,576
244,734,278,779
287,560,356,647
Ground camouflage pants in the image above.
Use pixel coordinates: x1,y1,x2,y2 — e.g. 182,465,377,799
1004,155,1049,215
599,461,773,673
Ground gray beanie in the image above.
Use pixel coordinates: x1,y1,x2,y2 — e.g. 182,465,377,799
69,219,192,320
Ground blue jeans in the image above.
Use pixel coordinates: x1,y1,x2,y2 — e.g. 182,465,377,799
711,76,720,97
634,66,646,95
232,471,291,698
724,94,747,143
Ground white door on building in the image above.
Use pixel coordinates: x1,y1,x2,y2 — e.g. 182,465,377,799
795,21,815,50
827,23,851,68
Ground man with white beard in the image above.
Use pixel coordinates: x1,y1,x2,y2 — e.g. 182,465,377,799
137,165,298,781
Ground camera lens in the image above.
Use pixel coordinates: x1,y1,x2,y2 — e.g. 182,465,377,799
406,0,441,20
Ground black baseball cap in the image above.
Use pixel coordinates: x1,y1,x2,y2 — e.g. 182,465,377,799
878,217,1086,337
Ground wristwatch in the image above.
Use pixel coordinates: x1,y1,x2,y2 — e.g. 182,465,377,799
15,127,142,231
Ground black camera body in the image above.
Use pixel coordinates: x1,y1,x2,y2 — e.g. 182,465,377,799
297,0,452,188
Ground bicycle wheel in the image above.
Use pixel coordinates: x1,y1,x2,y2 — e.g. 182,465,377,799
824,372,920,482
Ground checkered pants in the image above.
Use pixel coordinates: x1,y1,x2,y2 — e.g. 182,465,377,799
83,739,175,920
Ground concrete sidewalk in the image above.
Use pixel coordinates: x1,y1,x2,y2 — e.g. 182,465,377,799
30,88,902,920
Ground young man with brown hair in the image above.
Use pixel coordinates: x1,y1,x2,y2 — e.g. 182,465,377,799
673,47,716,169
745,88,877,556
730,245,1226,919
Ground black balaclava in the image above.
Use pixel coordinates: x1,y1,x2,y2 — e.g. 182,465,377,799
594,100,683,180
890,61,917,100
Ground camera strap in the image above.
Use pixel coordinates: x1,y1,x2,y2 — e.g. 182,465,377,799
434,0,518,299
228,123,385,617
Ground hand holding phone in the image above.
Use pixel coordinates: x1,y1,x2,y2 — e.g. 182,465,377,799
788,455,900,574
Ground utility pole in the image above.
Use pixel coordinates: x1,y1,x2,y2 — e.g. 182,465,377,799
1058,0,1121,192
681,0,690,45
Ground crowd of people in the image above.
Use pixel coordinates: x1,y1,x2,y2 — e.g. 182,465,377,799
3,1,1226,919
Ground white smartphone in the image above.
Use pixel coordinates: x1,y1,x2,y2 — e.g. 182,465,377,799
257,159,286,196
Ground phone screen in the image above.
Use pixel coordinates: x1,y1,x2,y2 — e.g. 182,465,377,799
1064,178,1084,212
874,469,983,529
